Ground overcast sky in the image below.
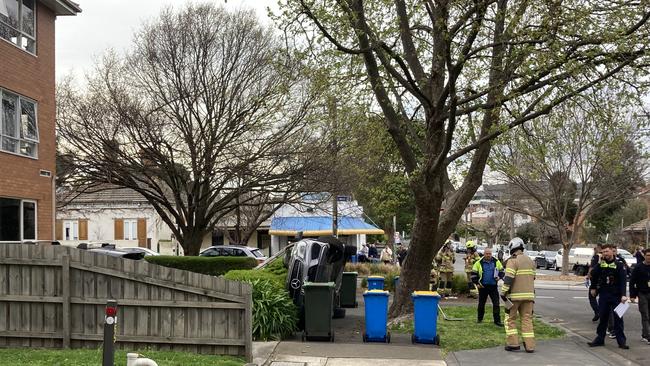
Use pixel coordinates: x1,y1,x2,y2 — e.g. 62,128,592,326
55,0,274,79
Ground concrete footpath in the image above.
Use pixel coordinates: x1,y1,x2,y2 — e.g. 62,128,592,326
445,336,640,366
254,340,445,366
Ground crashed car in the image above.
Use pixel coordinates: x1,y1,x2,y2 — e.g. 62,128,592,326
285,236,355,328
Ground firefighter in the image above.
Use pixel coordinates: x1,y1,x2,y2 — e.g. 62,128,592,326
465,241,481,298
501,237,536,353
435,240,455,297
430,259,440,292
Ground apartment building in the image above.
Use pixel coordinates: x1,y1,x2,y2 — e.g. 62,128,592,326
0,0,80,243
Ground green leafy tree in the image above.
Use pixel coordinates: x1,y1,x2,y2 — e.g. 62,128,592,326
276,0,650,315
491,91,647,274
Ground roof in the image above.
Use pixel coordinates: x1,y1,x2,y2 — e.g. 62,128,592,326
41,0,81,15
59,186,150,205
269,216,384,236
623,218,650,233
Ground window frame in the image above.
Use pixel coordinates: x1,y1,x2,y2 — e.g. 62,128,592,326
63,219,78,241
0,0,37,54
123,219,138,240
1,88,38,159
0,197,37,243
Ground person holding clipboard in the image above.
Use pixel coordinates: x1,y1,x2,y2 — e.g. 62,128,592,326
587,244,629,349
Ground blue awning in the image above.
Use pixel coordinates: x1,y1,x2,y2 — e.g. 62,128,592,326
269,216,384,236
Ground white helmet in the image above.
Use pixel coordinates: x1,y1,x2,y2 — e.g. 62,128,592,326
508,237,525,254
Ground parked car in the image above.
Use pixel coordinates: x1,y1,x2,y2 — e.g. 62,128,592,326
526,250,539,258
285,236,356,329
617,249,637,271
199,245,267,264
476,245,487,256
534,251,558,269
555,248,576,272
567,247,596,276
121,247,160,256
455,242,467,253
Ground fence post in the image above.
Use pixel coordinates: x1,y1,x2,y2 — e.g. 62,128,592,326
103,300,118,366
62,255,71,348
244,288,253,363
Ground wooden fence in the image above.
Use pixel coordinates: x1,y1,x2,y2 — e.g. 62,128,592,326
0,244,252,361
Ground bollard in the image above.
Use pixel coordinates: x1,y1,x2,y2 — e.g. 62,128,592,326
103,300,118,366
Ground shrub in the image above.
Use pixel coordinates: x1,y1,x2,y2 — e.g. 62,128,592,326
145,256,257,276
345,262,400,277
224,269,285,288
224,270,297,340
261,257,288,284
359,269,400,291
452,273,470,294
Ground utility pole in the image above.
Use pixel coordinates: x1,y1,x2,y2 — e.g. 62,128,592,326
329,97,338,238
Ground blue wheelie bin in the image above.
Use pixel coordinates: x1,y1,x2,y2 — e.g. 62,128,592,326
362,290,390,343
367,276,385,290
411,291,441,345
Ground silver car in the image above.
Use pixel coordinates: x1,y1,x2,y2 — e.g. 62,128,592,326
199,245,267,264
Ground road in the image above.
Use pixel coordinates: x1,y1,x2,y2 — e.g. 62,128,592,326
534,287,648,365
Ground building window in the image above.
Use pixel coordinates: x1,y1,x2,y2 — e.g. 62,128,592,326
63,220,78,240
123,219,138,240
0,197,36,242
0,0,36,53
1,89,38,158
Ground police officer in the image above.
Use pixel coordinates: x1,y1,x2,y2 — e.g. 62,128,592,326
436,241,455,298
501,237,536,353
465,241,481,298
587,244,629,349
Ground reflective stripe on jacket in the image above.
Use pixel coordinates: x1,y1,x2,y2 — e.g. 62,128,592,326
501,253,536,301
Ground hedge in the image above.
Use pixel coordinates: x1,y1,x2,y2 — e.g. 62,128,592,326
144,256,257,276
223,270,297,340
224,270,285,288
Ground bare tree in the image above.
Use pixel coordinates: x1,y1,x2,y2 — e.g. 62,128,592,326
277,0,650,315
57,4,322,255
491,92,647,274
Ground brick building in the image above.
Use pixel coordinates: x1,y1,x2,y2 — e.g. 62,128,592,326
0,0,80,243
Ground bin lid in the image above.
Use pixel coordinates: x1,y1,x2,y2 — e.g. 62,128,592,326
368,275,385,279
364,290,389,296
412,291,440,297
303,281,335,288
343,272,359,275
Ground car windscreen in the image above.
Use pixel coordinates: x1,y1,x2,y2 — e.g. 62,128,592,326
251,249,264,258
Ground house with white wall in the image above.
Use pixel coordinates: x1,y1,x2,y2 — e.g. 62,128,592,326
55,187,182,254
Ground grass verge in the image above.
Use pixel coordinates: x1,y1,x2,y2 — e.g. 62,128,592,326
0,348,245,366
389,305,565,355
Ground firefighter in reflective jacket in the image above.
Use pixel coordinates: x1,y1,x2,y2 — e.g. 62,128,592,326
501,237,536,353
435,241,455,297
465,241,481,298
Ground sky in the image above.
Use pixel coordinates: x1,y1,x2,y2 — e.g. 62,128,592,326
55,0,275,79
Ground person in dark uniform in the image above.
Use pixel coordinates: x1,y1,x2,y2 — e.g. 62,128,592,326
588,244,629,349
586,245,602,321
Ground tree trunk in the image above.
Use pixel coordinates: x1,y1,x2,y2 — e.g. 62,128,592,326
559,228,571,275
181,230,207,256
389,202,438,317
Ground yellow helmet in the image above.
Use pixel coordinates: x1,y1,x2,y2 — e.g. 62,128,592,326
466,240,476,249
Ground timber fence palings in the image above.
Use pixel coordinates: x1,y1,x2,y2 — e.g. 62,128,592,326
0,244,253,361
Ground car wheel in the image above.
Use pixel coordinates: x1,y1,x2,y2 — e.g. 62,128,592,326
555,266,560,272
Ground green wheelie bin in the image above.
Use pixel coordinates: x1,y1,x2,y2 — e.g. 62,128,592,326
302,282,335,342
340,272,358,308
